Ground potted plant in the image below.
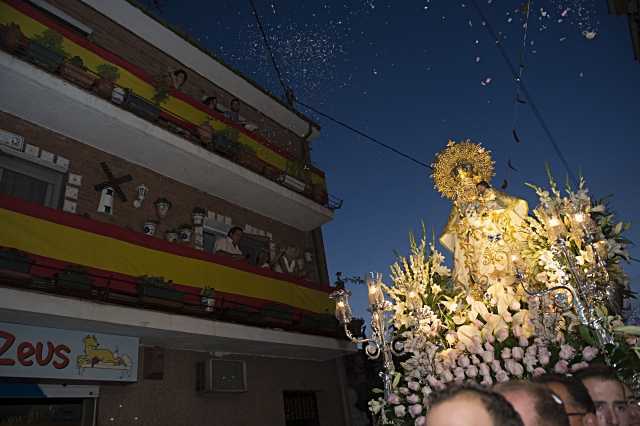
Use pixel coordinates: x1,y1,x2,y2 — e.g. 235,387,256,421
196,120,214,146
56,265,93,293
137,275,184,307
200,286,215,313
0,248,31,274
178,224,192,243
0,23,29,53
59,56,97,89
94,63,120,99
25,28,67,72
165,229,178,242
123,89,161,122
192,207,206,226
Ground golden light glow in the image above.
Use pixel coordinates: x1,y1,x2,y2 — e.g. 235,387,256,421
431,140,495,202
369,286,378,294
337,301,345,308
548,217,561,227
574,212,585,223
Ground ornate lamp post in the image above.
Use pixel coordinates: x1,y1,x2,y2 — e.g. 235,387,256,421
329,272,405,404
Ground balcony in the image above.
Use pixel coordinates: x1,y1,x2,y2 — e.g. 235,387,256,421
0,0,341,230
0,194,354,359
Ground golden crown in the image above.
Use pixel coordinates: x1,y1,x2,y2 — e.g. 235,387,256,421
431,140,495,201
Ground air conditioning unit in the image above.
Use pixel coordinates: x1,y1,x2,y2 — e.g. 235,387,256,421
196,359,247,393
278,174,306,193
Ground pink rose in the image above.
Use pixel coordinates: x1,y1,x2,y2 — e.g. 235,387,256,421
482,350,495,363
435,364,444,375
484,342,495,352
491,360,502,373
408,381,421,392
554,360,569,374
511,347,524,360
559,344,576,361
455,342,466,351
387,393,401,405
505,359,524,377
470,355,481,365
415,416,426,426
394,405,406,418
409,404,423,418
571,362,589,372
466,365,479,378
427,375,440,388
526,344,538,357
519,336,529,347
496,370,510,383
454,367,465,380
479,363,491,377
496,328,509,342
470,343,483,354
510,301,521,311
532,367,546,377
421,385,432,396
458,355,471,368
486,334,495,343
399,387,410,395
582,346,599,362
501,348,512,359
441,370,454,383
407,394,420,404
480,375,494,387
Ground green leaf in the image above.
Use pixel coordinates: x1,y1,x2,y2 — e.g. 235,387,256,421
392,372,402,388
578,325,597,346
614,325,640,336
371,388,384,394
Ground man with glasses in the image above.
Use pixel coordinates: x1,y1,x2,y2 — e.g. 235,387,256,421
576,366,630,426
533,373,597,426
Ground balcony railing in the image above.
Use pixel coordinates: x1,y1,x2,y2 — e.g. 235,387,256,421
0,0,342,210
0,194,343,338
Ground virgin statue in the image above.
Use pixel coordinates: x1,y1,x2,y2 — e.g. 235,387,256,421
432,140,528,298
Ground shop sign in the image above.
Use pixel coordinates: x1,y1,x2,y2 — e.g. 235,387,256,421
0,322,139,382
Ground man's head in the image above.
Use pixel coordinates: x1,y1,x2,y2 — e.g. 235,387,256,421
533,374,597,426
575,366,628,426
230,98,240,112
494,381,570,426
228,226,243,245
426,384,524,426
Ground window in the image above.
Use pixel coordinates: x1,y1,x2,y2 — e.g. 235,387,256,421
0,154,63,208
283,391,320,426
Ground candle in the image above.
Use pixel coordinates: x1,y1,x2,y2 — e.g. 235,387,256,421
367,272,385,307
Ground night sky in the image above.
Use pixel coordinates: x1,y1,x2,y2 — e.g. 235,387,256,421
137,0,639,319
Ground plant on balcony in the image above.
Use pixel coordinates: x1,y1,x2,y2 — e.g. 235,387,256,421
196,120,215,146
25,29,67,73
137,275,184,307
0,248,31,274
56,265,93,293
94,63,120,99
200,286,215,313
0,23,29,53
59,56,97,89
123,90,161,122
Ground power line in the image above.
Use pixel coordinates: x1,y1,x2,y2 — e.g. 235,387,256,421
470,0,578,185
249,0,432,170
295,99,432,170
249,0,289,96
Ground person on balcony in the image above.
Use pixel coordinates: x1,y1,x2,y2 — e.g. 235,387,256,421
214,227,244,261
226,98,241,123
202,92,218,112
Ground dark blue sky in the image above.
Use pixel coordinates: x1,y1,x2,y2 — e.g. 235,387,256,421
139,0,639,318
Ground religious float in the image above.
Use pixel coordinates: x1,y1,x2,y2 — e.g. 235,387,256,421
330,140,639,425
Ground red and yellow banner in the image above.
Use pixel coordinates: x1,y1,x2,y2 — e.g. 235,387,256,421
0,195,334,314
0,0,326,187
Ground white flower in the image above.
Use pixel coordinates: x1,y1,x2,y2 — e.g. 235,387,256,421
479,363,491,377
496,370,510,383
501,348,512,359
481,375,494,386
408,381,421,392
554,360,569,374
466,365,479,378
481,350,495,364
399,387,410,395
532,367,546,377
458,355,471,368
571,361,589,372
394,405,406,418
505,359,524,377
368,398,385,414
518,336,530,347
387,393,401,405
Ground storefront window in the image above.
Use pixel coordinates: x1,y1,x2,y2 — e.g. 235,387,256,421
0,398,95,426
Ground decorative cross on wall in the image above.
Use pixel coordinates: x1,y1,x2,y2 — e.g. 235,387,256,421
94,162,132,201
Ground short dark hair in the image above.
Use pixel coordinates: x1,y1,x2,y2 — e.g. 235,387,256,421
228,226,243,237
574,364,619,383
429,384,524,426
494,381,569,426
173,69,187,81
533,373,596,413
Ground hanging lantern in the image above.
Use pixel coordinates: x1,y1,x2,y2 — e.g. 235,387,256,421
367,272,385,308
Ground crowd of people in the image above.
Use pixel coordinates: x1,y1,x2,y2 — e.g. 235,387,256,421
425,365,639,426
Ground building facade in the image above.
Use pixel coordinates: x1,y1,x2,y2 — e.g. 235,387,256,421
0,1,357,424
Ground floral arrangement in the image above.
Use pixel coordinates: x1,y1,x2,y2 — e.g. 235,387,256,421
368,174,639,425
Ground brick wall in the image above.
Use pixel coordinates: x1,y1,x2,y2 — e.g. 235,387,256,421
0,112,327,284
43,0,310,162
98,348,348,426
